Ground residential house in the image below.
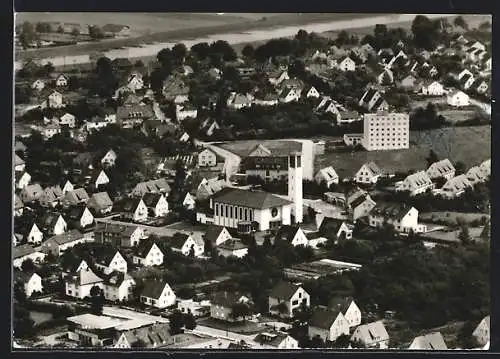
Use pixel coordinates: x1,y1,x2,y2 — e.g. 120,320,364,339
395,171,434,196
469,41,486,52
62,180,74,194
176,103,198,121
196,177,228,201
95,250,128,275
254,331,299,349
203,226,232,247
40,90,64,109
114,323,172,348
65,267,104,299
351,321,390,349
13,245,46,268
55,74,69,87
268,70,290,86
14,195,24,217
39,185,64,207
26,223,44,245
354,162,383,185
210,291,251,322
94,223,147,247
31,79,45,91
279,87,302,103
471,78,489,95
116,102,154,127
183,192,196,210
38,212,67,236
268,282,310,318
419,80,445,96
87,192,113,215
19,183,43,203
359,88,388,112
459,73,475,90
142,193,169,218
41,123,62,139
408,332,447,350
275,226,309,247
208,67,222,80
426,159,456,180
457,69,473,81
15,171,31,190
41,229,90,256
308,307,350,342
398,74,418,91
162,76,190,100
480,159,491,177
439,175,473,199
318,218,354,241
198,148,218,167
369,203,426,233
254,92,279,106
304,86,320,98
133,241,164,266
93,170,110,190
338,111,361,125
85,117,110,132
102,272,135,302
179,132,190,142
217,240,248,258
314,166,339,187
140,279,176,308
226,92,253,110
472,315,490,346
329,297,362,329
177,298,211,317
15,272,43,298
101,149,117,168
15,154,25,172
337,56,356,72
67,205,95,229
466,166,488,185
131,178,170,197
200,118,221,137
377,68,394,85
126,72,144,91
170,233,205,257
62,188,90,207
59,113,76,128
118,198,148,222
316,96,341,117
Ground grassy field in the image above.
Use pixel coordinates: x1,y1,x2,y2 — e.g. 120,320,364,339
419,211,489,226
316,125,491,178
15,13,379,61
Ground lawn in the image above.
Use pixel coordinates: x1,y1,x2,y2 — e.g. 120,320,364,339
420,227,485,243
419,211,489,226
198,317,265,335
315,126,491,179
439,109,482,123
29,311,54,325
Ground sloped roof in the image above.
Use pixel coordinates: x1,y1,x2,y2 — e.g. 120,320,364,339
354,320,389,345
310,307,342,329
203,225,230,245
38,212,64,230
141,278,169,299
47,229,84,245
410,332,447,350
370,202,414,221
103,271,133,287
362,161,382,176
64,188,90,205
134,239,159,258
121,323,172,348
218,240,247,251
269,282,301,300
15,154,25,166
275,225,302,242
141,192,164,208
67,205,91,221
13,244,41,259
319,218,347,234
88,192,113,210
67,267,103,286
15,194,24,210
212,188,292,209
170,233,191,249
317,166,338,181
427,159,455,177
211,291,248,307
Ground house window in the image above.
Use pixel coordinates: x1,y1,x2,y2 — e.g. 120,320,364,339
230,207,233,218
215,204,219,216
292,300,299,306
249,210,253,221
225,205,228,217
245,209,248,221
239,207,243,220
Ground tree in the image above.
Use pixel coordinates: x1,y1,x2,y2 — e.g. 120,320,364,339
332,334,351,348
295,29,309,42
455,161,466,175
411,15,440,50
88,25,104,39
310,335,325,348
57,25,64,34
35,22,52,33
42,62,55,76
21,258,35,273
230,302,250,321
204,236,214,255
188,245,195,258
172,43,188,63
335,30,350,47
478,21,491,31
426,150,439,168
458,224,471,245
191,42,210,60
90,285,103,315
380,71,392,86
13,305,35,339
457,320,479,349
241,44,255,59
14,282,27,303
169,310,184,334
183,312,197,330
71,27,80,37
19,21,37,48
454,16,468,30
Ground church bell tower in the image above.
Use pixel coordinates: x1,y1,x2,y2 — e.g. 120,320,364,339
288,151,303,224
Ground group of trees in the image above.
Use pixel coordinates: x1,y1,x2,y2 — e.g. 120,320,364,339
168,309,196,334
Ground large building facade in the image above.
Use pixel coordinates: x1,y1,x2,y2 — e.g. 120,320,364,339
361,112,410,151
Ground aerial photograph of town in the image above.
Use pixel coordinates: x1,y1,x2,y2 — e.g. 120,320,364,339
13,12,490,350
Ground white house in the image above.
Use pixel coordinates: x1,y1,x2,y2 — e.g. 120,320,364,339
179,132,190,142
255,331,300,349
268,70,290,85
279,88,302,103
142,193,169,218
355,162,383,184
217,240,248,258
95,250,128,275
198,148,218,167
101,149,117,167
409,332,448,350
395,171,434,196
314,166,339,187
127,73,144,91
268,282,310,318
447,90,469,107
275,226,309,247
170,233,205,258
176,104,198,121
204,226,232,247
337,56,356,72
13,245,46,269
40,230,91,257
308,307,350,342
420,81,445,96
305,86,320,98
67,206,94,229
16,171,31,189
65,267,104,299
466,166,488,185
140,279,176,309
426,159,456,180
62,180,74,194
439,175,473,198
473,315,490,346
103,272,135,302
55,74,69,87
133,241,164,266
31,79,45,91
351,321,390,349
329,297,362,329
16,272,43,298
42,91,64,109
183,192,196,210
94,170,110,189
38,213,67,236
27,223,43,245
121,198,148,222
369,203,426,233
59,113,76,128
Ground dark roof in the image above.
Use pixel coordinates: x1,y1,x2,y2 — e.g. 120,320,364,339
104,271,133,287
319,218,346,234
275,225,301,242
371,202,413,221
218,240,248,251
87,192,113,210
170,233,190,249
67,205,89,220
38,212,63,230
211,291,248,307
95,247,120,266
119,197,144,213
203,225,228,245
46,230,84,245
310,307,342,329
141,192,163,208
134,239,159,258
141,278,168,299
329,296,354,313
13,244,40,259
361,88,377,103
212,188,292,209
269,282,301,300
14,270,40,284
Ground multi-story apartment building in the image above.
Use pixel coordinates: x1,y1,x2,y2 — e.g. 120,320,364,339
361,112,410,151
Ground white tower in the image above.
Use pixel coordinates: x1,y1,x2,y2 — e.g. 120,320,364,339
288,151,303,224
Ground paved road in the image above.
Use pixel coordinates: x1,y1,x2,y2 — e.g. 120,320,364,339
102,306,169,323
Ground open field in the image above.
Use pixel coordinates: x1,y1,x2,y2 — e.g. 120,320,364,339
419,211,489,226
439,109,482,123
316,126,491,178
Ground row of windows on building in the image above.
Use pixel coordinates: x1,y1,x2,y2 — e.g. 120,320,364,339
215,203,253,222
